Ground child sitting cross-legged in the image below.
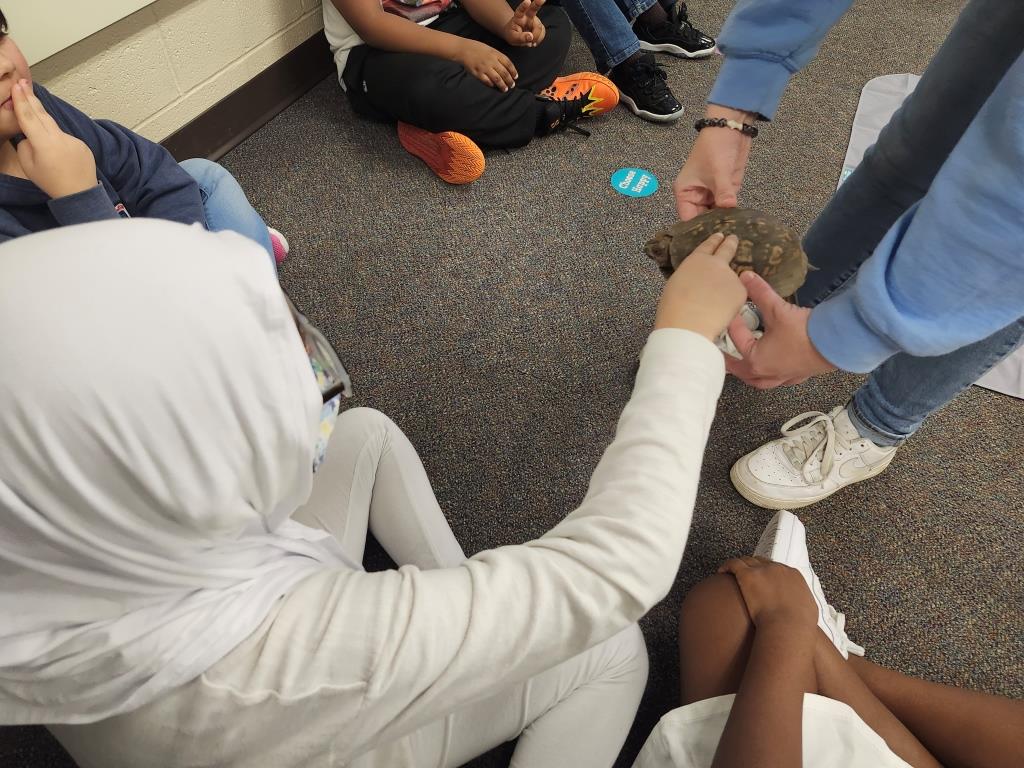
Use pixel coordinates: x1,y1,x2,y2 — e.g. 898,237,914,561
325,0,620,184
0,9,287,264
636,510,1024,768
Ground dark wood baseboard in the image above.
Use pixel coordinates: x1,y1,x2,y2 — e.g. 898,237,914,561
162,32,334,162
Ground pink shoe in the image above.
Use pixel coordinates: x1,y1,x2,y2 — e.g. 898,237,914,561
269,227,290,264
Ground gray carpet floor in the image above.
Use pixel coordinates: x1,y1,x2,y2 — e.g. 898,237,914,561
5,0,1022,766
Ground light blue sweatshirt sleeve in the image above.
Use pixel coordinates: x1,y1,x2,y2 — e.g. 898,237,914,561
809,55,1024,373
709,0,853,119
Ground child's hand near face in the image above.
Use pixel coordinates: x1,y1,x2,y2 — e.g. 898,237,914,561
456,40,519,92
655,233,748,341
503,0,546,47
11,79,98,199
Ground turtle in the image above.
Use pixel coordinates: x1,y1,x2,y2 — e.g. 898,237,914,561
645,208,809,299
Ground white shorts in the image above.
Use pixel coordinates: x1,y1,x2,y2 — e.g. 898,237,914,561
633,693,913,768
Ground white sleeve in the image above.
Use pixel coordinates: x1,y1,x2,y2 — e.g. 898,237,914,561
347,329,726,749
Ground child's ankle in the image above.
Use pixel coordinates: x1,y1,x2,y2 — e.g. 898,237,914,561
637,2,668,26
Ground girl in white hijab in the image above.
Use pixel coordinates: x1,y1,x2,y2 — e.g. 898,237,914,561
0,219,745,767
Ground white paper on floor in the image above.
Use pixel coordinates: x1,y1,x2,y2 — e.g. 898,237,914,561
840,74,1024,400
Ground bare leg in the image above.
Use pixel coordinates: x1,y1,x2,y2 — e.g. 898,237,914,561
847,656,1024,768
679,575,1021,768
677,575,937,768
811,636,940,768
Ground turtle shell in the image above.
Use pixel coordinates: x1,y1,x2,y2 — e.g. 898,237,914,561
645,208,808,298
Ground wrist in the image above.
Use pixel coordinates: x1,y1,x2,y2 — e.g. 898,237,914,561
705,104,758,124
442,35,469,62
803,311,838,374
653,306,722,342
51,179,99,200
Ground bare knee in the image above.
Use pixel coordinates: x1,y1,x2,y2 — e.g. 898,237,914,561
677,574,755,705
609,623,649,685
677,574,752,640
336,406,393,436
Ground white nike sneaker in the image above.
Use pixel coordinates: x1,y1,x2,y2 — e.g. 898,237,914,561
754,510,865,659
731,406,897,510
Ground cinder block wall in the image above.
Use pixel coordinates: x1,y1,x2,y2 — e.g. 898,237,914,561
30,0,325,142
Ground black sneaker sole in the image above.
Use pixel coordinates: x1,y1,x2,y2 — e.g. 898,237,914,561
638,40,716,59
619,93,684,123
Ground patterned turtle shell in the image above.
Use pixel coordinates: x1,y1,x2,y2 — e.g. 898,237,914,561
645,208,809,299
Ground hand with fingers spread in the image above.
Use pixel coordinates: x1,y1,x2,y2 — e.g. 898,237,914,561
504,0,546,47
11,79,97,199
673,106,756,222
457,40,519,92
725,271,836,389
655,232,748,341
718,556,818,630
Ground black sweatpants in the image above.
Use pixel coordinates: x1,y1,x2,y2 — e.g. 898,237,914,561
342,2,571,148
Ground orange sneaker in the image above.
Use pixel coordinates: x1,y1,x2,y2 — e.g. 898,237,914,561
538,72,620,134
397,123,485,185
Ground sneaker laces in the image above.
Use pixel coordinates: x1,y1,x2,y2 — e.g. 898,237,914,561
539,95,592,137
628,58,672,99
657,2,709,47
826,603,866,657
778,411,846,483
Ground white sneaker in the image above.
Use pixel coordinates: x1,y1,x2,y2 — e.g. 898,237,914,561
731,406,897,510
716,302,762,360
754,510,865,659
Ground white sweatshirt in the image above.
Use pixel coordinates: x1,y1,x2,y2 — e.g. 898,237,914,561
0,219,727,731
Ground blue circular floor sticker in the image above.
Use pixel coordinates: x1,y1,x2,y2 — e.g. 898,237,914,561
611,167,659,197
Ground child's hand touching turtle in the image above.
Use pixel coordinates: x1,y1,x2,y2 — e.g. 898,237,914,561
655,232,748,342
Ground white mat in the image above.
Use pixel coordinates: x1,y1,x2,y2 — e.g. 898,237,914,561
841,74,1024,399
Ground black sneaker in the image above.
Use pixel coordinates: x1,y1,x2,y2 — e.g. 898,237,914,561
634,2,716,59
610,53,684,123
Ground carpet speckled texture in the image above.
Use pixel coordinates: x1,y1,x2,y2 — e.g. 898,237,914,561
4,1,1021,766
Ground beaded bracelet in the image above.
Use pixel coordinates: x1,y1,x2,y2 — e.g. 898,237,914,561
694,117,759,138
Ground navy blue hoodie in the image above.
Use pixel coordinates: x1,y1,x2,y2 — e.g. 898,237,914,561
0,84,205,243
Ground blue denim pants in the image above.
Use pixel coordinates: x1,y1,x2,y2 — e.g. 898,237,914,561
179,158,274,262
798,0,1024,446
560,0,660,71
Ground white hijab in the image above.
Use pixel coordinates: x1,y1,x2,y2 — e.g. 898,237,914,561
0,220,348,724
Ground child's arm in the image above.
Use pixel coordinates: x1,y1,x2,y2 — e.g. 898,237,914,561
26,83,205,227
709,558,819,768
332,0,520,90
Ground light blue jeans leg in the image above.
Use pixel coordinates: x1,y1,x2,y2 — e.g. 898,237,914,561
794,0,1024,447
179,158,274,263
560,0,656,71
846,321,1024,447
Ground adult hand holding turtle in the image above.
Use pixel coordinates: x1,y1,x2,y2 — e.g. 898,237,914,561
662,0,1024,513
672,101,836,389
673,105,756,222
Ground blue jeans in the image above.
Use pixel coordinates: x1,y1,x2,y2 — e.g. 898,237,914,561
560,0,656,71
798,0,1024,447
179,158,274,263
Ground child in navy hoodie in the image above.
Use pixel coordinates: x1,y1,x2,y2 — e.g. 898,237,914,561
0,9,286,262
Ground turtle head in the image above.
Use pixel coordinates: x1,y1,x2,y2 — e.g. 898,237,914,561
644,231,673,271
